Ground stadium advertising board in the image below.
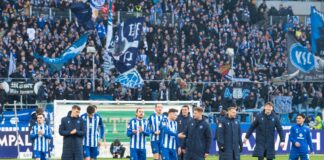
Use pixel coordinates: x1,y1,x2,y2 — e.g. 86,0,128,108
0,108,53,158
1,125,324,158
210,124,324,155
0,130,33,158
0,81,42,95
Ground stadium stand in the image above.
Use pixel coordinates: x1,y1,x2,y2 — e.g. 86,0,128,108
0,0,323,123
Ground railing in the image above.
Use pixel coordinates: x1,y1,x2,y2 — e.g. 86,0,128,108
25,6,313,28
268,15,310,26
27,6,177,26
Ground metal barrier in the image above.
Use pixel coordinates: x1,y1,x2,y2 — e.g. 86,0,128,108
25,6,313,27
205,110,259,124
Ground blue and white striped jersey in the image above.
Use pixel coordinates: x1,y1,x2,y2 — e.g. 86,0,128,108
127,118,150,149
147,113,166,141
81,113,105,147
160,118,179,150
30,123,52,152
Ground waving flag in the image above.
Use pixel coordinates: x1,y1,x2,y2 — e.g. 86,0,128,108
115,68,144,88
113,17,144,73
70,2,95,30
89,0,106,10
102,0,115,82
33,34,88,72
285,33,324,80
311,6,324,56
8,52,16,77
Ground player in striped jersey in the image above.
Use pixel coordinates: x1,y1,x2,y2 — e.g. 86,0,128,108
30,114,52,160
127,107,150,160
160,108,186,160
81,105,104,160
147,103,166,160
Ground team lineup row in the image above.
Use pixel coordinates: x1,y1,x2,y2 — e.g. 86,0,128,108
30,102,313,160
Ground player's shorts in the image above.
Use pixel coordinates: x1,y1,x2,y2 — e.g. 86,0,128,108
33,150,48,160
151,141,161,154
289,153,310,160
160,148,177,160
130,148,146,160
83,146,98,159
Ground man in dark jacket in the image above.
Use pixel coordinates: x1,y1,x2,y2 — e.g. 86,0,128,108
243,102,285,160
182,107,211,160
0,83,7,114
217,106,243,160
59,105,86,160
176,105,193,160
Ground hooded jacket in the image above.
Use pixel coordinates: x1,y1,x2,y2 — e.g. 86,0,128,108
182,117,212,160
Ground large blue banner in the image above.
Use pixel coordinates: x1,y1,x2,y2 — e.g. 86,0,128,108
112,17,144,73
115,68,144,88
286,33,324,80
273,96,292,114
33,34,88,72
210,124,324,155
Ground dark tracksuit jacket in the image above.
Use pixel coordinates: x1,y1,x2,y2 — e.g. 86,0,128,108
176,112,192,147
245,111,284,159
182,118,212,160
59,111,86,160
217,116,243,160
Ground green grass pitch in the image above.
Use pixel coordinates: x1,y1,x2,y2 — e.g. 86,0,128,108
2,155,324,160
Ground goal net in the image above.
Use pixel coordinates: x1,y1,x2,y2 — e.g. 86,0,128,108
53,100,200,158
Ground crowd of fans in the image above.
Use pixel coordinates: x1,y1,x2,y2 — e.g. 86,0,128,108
0,0,323,117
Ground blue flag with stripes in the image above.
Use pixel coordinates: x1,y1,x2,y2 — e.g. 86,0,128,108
115,68,143,88
33,34,88,72
112,17,144,73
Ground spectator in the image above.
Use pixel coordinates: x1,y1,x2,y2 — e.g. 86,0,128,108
311,115,323,130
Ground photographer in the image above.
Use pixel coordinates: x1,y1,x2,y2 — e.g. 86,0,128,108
110,139,125,158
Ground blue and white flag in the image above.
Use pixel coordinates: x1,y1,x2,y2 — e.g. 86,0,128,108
102,0,115,82
310,6,324,56
273,96,292,114
115,68,144,88
70,2,95,30
33,34,88,72
89,0,106,9
8,51,16,78
286,33,324,80
112,17,144,73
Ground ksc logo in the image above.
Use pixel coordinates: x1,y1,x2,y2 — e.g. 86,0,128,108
290,43,315,73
